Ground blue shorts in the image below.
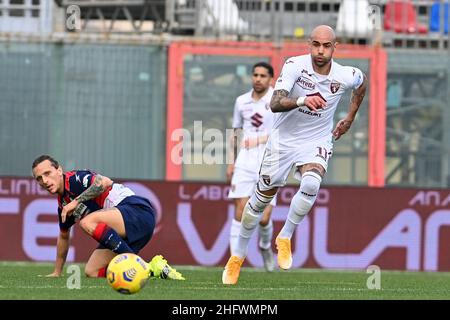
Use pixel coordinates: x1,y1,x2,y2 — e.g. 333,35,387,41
97,195,155,254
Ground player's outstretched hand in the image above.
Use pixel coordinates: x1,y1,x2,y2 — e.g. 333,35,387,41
332,118,353,140
304,96,327,112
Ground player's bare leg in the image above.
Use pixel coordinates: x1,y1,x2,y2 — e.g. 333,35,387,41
79,207,126,237
79,207,135,255
81,208,185,280
85,248,117,277
223,186,278,285
276,163,325,270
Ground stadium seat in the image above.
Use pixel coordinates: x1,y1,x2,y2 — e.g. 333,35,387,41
429,1,449,34
384,0,428,34
336,0,374,37
203,0,248,32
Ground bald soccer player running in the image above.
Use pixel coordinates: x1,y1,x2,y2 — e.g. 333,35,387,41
222,25,368,284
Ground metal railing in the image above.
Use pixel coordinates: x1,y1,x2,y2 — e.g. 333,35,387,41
167,0,450,48
0,0,448,49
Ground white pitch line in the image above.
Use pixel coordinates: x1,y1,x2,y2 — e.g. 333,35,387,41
0,285,107,289
3,261,450,277
0,261,57,267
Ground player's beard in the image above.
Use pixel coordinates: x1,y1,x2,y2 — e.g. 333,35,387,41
313,55,331,68
253,85,266,94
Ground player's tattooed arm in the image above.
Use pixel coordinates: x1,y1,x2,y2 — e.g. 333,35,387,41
269,89,300,113
60,174,114,223
332,73,368,140
348,73,367,118
75,175,113,203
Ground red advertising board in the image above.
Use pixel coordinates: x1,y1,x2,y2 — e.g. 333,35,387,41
1,177,449,271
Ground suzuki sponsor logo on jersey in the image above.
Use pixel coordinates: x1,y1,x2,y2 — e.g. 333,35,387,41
299,108,321,118
296,76,315,90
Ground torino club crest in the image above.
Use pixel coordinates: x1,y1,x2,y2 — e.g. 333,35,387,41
330,81,341,94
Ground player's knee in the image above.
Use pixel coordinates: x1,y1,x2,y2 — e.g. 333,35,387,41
300,171,322,196
79,218,95,235
84,266,98,278
256,180,278,196
291,171,322,215
250,189,276,214
79,218,89,232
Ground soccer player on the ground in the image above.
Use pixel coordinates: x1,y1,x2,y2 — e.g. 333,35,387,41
222,25,368,284
32,155,184,280
227,62,277,272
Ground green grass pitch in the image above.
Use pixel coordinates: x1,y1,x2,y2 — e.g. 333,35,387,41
1,261,450,300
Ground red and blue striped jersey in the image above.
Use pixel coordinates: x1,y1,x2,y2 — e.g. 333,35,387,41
57,170,134,231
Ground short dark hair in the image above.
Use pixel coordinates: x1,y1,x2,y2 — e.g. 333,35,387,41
252,62,274,78
32,155,60,170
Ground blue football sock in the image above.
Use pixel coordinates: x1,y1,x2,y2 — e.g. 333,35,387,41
92,222,133,254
